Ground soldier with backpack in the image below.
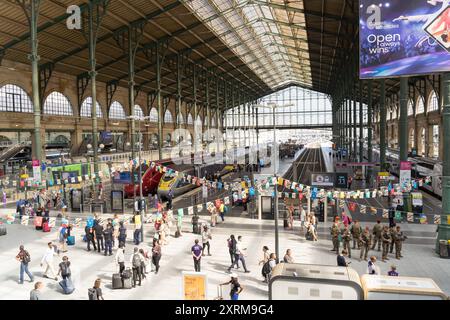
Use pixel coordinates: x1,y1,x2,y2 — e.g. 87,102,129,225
130,247,143,287
16,245,34,284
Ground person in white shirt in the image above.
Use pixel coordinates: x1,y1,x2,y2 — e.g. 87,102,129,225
235,236,250,273
367,256,380,275
115,246,125,274
40,242,58,280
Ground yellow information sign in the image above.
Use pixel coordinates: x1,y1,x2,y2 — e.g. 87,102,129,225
448,215,450,225
182,272,207,300
378,172,389,177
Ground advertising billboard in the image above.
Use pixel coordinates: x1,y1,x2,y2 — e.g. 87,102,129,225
311,173,335,187
360,1,450,79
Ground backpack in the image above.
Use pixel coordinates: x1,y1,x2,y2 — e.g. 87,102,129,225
262,260,272,277
88,288,98,300
132,253,141,268
23,250,31,264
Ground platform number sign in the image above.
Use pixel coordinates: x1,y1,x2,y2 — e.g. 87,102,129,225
335,173,348,189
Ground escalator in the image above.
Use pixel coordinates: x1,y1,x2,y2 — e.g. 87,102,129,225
0,143,31,163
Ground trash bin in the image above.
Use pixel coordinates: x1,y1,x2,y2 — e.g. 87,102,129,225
439,240,449,258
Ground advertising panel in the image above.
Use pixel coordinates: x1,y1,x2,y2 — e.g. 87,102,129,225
400,161,412,185
360,1,450,78
311,173,335,187
182,272,207,300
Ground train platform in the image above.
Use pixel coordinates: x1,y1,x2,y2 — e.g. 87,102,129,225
0,215,448,300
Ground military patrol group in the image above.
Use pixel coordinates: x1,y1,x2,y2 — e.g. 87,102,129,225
330,217,407,262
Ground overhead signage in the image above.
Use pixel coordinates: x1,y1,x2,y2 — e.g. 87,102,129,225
311,173,335,187
112,172,132,184
359,1,450,79
336,162,378,167
335,173,348,189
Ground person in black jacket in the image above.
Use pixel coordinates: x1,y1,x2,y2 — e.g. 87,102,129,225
85,226,97,252
103,224,113,256
337,250,350,267
93,221,104,253
118,221,127,247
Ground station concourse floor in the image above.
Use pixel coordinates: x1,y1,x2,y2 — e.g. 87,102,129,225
1,213,450,300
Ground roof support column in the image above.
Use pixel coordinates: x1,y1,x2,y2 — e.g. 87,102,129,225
359,81,364,163
379,79,387,170
238,89,242,150
156,44,163,160
205,71,211,134
193,66,199,157
215,75,220,158
176,54,183,132
367,80,373,180
231,84,236,163
399,77,408,162
353,87,357,162
26,0,43,162
436,72,450,252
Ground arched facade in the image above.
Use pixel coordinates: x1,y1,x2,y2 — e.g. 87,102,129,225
80,97,103,118
149,108,158,122
0,84,33,113
109,101,127,119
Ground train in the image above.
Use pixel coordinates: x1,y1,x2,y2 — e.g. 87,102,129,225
371,148,442,198
269,263,448,300
157,164,234,201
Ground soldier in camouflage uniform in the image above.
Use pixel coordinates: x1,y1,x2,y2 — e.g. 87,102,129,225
389,226,396,254
350,220,362,249
330,222,340,255
394,225,407,259
359,226,372,261
371,220,383,251
342,226,352,259
381,225,391,262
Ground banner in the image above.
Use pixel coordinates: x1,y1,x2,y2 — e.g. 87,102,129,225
360,1,450,78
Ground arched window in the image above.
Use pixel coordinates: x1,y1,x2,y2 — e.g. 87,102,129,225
109,101,126,119
187,113,194,125
0,84,33,113
416,96,425,115
164,110,173,123
149,108,158,122
80,97,103,118
211,117,216,127
134,105,144,118
428,91,439,113
177,113,184,124
195,115,202,126
392,106,397,120
43,91,73,116
407,99,414,116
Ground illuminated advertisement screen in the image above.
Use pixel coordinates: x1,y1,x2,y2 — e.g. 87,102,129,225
360,1,450,79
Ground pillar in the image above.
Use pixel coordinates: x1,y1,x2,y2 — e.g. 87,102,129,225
399,77,408,162
359,81,364,162
379,79,387,170
436,72,450,253
156,44,163,160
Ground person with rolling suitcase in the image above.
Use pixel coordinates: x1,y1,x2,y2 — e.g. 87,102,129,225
220,273,243,300
112,248,124,290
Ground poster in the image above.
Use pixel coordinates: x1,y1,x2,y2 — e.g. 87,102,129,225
360,1,450,78
182,272,207,300
111,190,124,212
400,161,412,186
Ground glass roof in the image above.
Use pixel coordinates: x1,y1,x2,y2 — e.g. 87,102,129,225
182,0,312,90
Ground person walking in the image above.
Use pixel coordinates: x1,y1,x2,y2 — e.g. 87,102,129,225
58,225,68,253
40,242,58,281
359,227,372,262
85,225,97,252
350,220,362,249
283,249,294,263
115,246,125,274
201,225,212,256
259,246,270,266
227,235,238,268
93,221,104,253
381,225,392,262
191,239,203,272
130,247,143,287
228,236,250,273
220,274,243,300
112,214,120,249
139,248,149,279
103,224,113,256
133,215,141,245
262,253,277,283
16,245,34,284
152,238,162,274
30,282,44,300
371,220,383,251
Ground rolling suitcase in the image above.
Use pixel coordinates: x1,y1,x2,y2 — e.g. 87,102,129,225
214,285,224,300
0,224,6,236
122,276,132,289
112,273,123,289
66,236,75,246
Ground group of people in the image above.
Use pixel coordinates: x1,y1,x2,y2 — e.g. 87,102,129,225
285,202,319,241
331,216,408,265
